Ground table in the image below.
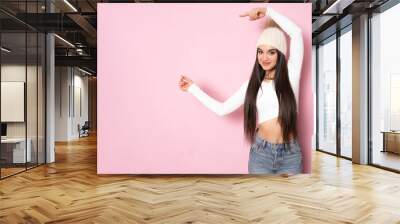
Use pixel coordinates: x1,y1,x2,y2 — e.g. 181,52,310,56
1,138,32,163
381,131,400,154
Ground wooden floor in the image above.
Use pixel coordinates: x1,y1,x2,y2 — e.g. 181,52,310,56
0,167,26,178
373,151,400,171
1,134,400,223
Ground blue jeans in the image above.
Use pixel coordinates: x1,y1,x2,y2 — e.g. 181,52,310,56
248,133,303,175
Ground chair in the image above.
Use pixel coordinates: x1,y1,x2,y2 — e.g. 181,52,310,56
79,121,90,138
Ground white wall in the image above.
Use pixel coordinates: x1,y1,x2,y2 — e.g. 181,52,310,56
55,66,70,141
72,73,89,138
55,67,89,141
1,64,46,164
1,65,42,138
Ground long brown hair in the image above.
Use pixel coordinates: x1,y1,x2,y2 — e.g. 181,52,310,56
243,50,297,144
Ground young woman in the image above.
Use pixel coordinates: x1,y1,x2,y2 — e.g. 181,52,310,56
179,7,304,175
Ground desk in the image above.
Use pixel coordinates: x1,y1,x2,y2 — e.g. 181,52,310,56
381,131,400,154
1,138,32,163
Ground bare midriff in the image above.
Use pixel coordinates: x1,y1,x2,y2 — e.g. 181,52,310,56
256,117,294,144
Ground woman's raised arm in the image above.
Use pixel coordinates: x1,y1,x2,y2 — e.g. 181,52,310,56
187,80,249,117
267,8,304,87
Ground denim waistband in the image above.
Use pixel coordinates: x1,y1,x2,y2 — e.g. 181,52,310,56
254,132,298,150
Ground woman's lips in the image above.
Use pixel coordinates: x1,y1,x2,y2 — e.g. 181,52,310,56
262,62,270,66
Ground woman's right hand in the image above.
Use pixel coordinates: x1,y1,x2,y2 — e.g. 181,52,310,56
239,7,266,21
179,75,193,92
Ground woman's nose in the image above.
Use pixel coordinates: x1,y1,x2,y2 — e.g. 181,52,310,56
260,53,269,61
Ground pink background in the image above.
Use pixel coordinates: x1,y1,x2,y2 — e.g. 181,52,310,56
98,3,312,174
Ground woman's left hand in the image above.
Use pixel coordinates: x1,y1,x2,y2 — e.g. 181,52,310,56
239,7,267,21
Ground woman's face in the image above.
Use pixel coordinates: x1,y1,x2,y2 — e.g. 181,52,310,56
257,45,278,71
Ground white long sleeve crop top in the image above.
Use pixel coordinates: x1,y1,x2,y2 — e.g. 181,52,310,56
187,8,304,124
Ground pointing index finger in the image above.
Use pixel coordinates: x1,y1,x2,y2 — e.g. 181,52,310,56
239,12,248,17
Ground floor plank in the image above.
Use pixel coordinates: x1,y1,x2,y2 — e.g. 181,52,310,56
1,134,400,223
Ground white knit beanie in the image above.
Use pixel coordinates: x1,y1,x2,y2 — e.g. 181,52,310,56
256,27,287,57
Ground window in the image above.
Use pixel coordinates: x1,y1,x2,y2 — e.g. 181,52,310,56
371,2,400,171
0,1,46,179
317,36,337,154
339,28,352,158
